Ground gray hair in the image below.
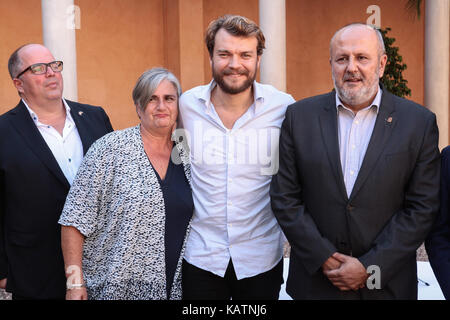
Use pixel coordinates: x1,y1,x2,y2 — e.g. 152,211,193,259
330,23,386,57
132,67,182,111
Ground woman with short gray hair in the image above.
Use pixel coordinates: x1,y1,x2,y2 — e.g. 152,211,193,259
59,67,192,300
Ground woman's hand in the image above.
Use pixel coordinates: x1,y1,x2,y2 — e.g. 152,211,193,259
0,278,7,289
66,287,88,300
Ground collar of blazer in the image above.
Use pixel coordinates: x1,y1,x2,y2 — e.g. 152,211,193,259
320,83,397,201
7,99,92,190
66,100,95,155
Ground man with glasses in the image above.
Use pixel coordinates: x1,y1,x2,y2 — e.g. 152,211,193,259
0,44,113,299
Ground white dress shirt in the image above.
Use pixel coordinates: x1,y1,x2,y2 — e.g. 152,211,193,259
23,98,84,185
336,88,382,197
179,80,295,279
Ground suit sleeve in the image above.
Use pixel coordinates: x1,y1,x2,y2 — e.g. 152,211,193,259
359,113,441,288
0,168,7,279
59,139,107,237
426,147,450,299
270,106,337,275
100,107,114,133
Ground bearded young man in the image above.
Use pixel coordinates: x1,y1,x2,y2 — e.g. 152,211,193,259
178,15,295,300
270,23,440,300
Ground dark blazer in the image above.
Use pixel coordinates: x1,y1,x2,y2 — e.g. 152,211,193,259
0,99,113,299
426,146,450,300
270,88,440,299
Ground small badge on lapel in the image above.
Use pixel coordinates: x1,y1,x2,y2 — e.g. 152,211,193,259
385,116,393,126
78,111,84,116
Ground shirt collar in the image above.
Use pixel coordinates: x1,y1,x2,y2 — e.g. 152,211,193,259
23,98,73,124
335,86,382,115
197,80,265,113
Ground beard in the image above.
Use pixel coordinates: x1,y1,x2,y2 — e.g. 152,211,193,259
212,62,257,95
333,67,380,108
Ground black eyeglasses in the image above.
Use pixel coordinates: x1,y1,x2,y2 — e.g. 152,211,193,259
15,61,63,78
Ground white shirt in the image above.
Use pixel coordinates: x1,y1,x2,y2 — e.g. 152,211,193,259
23,98,84,185
336,88,382,197
179,80,295,279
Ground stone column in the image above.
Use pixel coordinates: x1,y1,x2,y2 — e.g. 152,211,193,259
41,0,78,101
164,0,205,92
259,0,287,92
425,0,450,150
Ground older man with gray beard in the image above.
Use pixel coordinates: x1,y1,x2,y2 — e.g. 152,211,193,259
270,23,440,299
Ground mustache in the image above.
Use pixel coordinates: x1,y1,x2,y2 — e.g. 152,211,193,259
343,73,363,81
222,68,249,76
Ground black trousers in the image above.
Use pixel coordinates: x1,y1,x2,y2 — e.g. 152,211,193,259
182,258,284,300
12,294,65,300
12,294,30,300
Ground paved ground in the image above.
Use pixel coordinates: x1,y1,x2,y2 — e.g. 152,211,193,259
0,288,11,300
0,243,431,300
286,242,429,261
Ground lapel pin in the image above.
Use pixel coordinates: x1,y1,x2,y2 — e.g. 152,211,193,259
386,117,393,123
78,111,84,116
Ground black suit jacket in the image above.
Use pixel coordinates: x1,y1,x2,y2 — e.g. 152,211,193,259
0,99,113,298
270,88,440,299
426,146,450,300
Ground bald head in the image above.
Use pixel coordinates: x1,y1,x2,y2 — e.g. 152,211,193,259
8,44,54,79
330,23,386,59
329,23,388,111
8,43,63,103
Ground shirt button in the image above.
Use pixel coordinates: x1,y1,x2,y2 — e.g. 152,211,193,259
350,170,354,175
228,201,232,206
355,120,359,124
228,178,232,183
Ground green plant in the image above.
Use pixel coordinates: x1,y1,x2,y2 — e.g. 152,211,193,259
379,27,411,98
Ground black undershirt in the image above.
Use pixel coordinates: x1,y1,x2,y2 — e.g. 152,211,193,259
152,151,193,298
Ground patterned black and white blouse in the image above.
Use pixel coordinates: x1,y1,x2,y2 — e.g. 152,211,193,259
59,125,191,300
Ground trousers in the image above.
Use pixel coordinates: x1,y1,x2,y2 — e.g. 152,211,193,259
182,258,284,300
